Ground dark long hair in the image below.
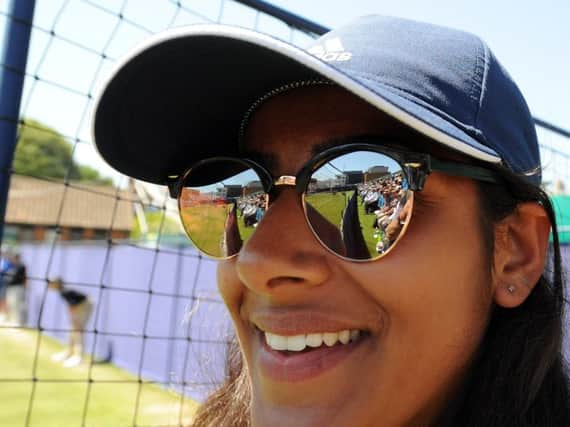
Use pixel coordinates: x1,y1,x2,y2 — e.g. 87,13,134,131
437,167,570,426
191,166,570,427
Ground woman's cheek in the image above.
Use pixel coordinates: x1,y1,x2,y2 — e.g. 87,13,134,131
217,260,243,315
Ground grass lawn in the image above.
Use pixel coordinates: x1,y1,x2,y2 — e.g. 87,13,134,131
0,328,199,426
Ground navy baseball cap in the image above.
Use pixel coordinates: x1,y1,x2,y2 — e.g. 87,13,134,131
93,15,541,185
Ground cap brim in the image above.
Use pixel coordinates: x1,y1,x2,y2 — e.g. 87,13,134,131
93,24,500,184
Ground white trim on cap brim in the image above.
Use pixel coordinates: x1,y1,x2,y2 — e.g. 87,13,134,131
92,24,502,165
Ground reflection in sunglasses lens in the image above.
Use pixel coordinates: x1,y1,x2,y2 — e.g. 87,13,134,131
305,151,412,260
179,151,412,260
179,160,265,258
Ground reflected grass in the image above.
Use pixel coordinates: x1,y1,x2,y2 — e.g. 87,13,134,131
181,203,230,256
180,192,381,257
305,191,379,255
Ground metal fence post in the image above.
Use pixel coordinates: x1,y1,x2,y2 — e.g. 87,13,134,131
0,0,36,245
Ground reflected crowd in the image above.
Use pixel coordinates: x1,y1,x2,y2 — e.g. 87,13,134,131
357,173,409,254
237,193,266,227
224,171,410,257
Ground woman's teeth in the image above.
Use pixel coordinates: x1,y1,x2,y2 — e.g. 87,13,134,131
264,330,361,352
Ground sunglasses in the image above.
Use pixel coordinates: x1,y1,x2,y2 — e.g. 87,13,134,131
168,141,498,261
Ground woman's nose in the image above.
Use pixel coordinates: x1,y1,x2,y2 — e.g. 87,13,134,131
235,189,332,295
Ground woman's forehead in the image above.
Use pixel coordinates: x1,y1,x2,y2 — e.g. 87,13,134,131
241,85,459,162
243,86,398,150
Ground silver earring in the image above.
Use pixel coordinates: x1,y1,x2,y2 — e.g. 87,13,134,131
507,285,516,294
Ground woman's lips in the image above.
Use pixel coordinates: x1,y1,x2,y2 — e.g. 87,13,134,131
255,328,368,383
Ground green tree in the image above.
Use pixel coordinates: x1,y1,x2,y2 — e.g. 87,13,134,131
12,119,111,184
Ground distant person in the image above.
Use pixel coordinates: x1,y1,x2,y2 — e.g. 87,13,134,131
4,252,27,326
0,250,14,323
553,179,566,195
48,278,93,367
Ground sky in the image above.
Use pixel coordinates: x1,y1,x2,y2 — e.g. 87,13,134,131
0,0,568,186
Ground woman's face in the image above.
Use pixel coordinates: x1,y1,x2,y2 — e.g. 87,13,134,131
217,86,494,427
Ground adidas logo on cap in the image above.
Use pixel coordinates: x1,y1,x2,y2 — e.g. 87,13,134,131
307,37,352,62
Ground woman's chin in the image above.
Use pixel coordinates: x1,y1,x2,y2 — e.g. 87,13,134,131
246,332,379,426
250,396,366,427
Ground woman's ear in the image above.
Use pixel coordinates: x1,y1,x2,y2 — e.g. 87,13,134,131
492,202,551,308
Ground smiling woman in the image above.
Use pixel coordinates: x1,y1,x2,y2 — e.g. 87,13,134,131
92,15,570,427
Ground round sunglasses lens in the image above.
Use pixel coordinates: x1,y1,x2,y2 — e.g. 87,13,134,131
305,150,412,260
178,160,266,258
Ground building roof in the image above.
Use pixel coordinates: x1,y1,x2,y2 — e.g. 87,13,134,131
367,165,389,173
4,175,134,231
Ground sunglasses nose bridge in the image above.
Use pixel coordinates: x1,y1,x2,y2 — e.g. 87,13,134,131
268,175,300,199
274,175,297,187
